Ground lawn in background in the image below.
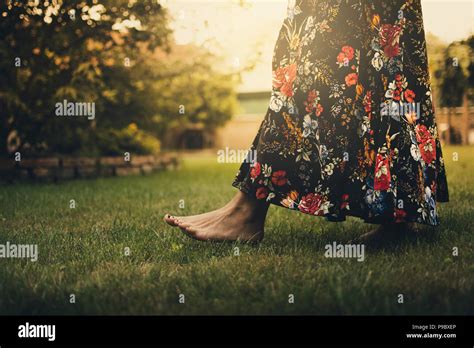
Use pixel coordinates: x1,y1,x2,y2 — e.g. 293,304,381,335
0,146,473,315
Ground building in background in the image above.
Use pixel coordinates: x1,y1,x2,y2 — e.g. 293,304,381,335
165,92,473,151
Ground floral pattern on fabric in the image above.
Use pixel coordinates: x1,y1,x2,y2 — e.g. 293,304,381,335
233,0,449,226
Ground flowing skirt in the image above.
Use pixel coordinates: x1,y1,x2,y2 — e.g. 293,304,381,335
232,0,449,226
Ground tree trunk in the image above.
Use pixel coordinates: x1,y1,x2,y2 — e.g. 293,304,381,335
446,107,452,145
461,93,470,145
0,103,10,158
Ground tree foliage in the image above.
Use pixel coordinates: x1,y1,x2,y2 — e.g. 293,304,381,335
428,34,473,108
0,0,237,157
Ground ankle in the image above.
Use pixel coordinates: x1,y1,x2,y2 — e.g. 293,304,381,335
229,193,269,222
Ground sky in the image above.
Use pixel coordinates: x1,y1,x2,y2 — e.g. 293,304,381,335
165,0,473,92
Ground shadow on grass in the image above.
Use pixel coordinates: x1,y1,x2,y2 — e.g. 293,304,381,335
244,221,445,256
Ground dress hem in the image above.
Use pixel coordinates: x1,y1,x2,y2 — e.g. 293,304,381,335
232,180,447,227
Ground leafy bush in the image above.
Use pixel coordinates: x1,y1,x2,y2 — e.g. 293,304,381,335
96,124,161,156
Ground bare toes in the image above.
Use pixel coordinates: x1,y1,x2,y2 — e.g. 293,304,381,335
164,214,180,227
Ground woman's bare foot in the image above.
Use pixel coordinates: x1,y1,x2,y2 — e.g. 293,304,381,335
351,223,419,247
164,191,269,243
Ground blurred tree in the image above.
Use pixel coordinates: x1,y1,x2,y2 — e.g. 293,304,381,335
462,35,474,144
151,44,237,137
468,36,474,90
438,37,472,144
0,0,171,156
426,33,448,107
0,0,238,157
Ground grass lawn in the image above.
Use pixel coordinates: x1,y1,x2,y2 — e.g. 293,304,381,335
0,146,473,315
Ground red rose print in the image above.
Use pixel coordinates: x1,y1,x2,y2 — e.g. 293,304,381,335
374,153,391,191
419,139,436,164
340,194,350,209
256,187,269,200
415,125,431,143
273,64,297,97
404,89,416,103
393,89,401,101
345,73,358,87
380,24,402,58
271,170,288,186
281,83,295,97
415,116,436,166
298,193,323,215
394,208,407,223
250,162,261,179
337,45,355,66
272,67,285,89
342,46,355,60
337,52,347,64
384,44,400,58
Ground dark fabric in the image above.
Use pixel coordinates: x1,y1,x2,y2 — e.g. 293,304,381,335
233,0,449,226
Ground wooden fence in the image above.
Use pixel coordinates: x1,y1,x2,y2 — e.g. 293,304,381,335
0,153,179,183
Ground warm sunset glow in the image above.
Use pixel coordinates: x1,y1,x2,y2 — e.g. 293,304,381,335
166,0,473,92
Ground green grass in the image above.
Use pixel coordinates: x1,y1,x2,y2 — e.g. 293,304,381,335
0,146,473,315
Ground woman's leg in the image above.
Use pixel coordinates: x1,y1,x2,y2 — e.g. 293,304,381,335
164,191,270,243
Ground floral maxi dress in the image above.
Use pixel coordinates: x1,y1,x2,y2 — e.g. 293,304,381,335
232,0,449,226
